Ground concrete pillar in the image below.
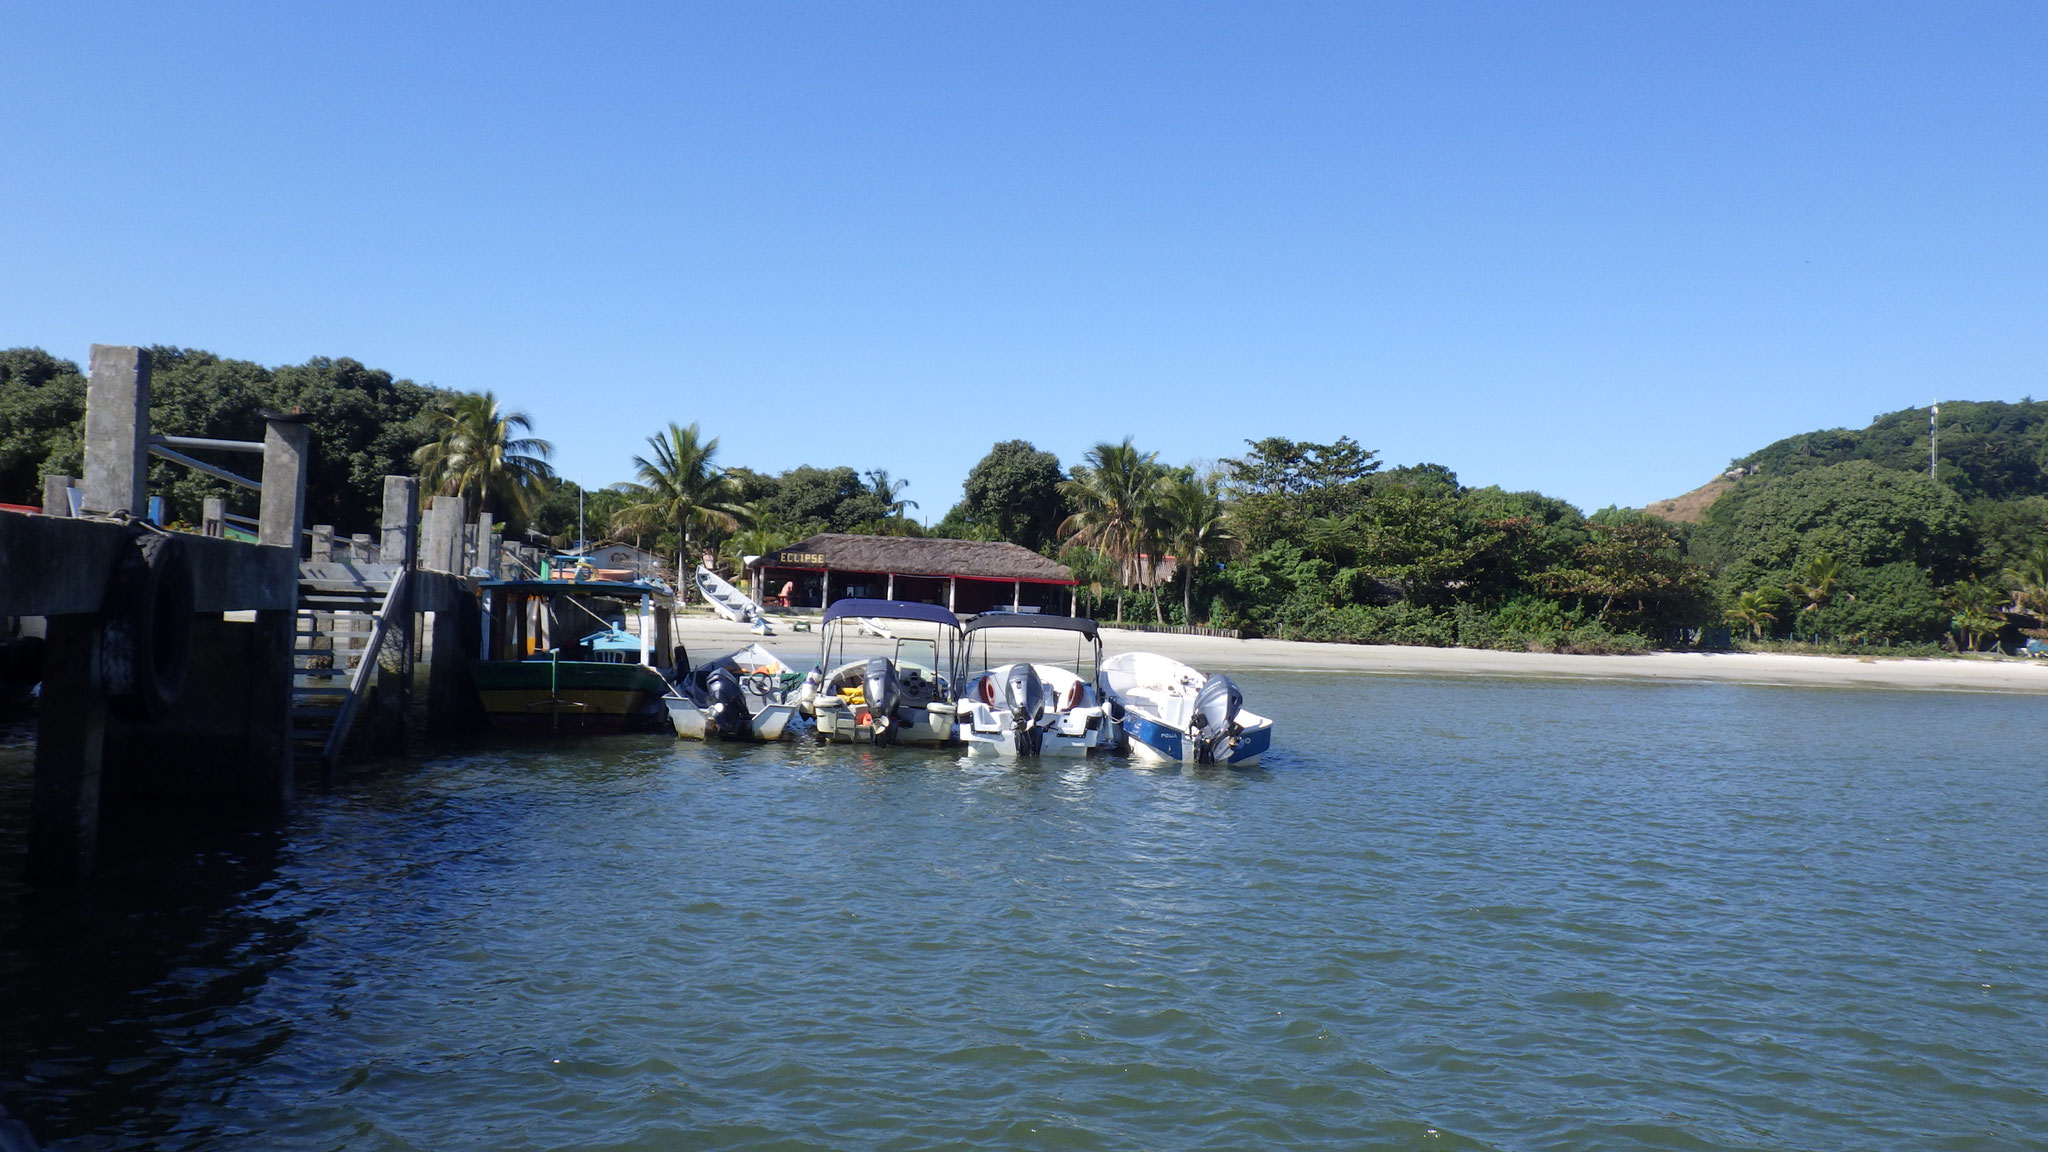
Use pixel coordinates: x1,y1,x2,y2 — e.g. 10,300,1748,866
475,510,496,577
43,473,76,517
81,345,151,515
350,533,374,563
373,477,420,752
422,496,464,574
886,573,895,600
1013,580,1022,611
259,413,311,552
27,615,106,885
245,609,296,812
202,498,225,538
382,476,420,567
309,524,334,562
947,578,956,612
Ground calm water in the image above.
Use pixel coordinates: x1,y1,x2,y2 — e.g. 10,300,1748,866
3,673,2047,1151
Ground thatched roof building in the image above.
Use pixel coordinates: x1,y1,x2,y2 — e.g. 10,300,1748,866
750,533,1076,615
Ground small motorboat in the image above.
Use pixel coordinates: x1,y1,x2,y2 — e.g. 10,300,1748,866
956,612,1114,757
1098,651,1274,766
666,642,798,742
799,598,963,747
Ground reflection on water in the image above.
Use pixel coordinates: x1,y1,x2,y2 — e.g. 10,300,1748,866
3,674,2047,1151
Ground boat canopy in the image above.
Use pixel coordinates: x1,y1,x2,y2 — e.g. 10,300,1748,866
821,598,962,628
963,612,1098,640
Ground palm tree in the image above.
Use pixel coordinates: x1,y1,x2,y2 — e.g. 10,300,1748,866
1057,439,1166,625
610,422,750,592
1784,552,1842,613
1159,475,1237,625
1944,576,2005,651
411,391,556,525
2004,543,2048,625
865,469,918,519
1725,589,1780,642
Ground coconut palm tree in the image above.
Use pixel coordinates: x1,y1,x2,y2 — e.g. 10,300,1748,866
1725,589,1780,642
1784,552,1843,613
1944,576,2006,651
1159,474,1237,625
1057,438,1166,625
610,422,750,592
411,391,556,525
2004,543,2048,624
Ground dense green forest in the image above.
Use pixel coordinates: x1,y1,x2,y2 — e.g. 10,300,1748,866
5,344,2044,652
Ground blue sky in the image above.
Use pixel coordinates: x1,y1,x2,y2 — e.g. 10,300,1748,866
5,3,2043,515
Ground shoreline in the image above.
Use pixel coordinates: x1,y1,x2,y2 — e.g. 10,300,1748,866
673,614,2048,696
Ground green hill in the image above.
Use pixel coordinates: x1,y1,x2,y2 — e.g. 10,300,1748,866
1733,399,2048,503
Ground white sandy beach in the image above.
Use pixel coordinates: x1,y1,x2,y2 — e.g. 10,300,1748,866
667,612,2048,695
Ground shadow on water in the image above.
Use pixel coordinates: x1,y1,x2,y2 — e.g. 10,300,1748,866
0,744,301,1151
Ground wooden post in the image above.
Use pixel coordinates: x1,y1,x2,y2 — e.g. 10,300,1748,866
259,412,311,551
81,345,151,515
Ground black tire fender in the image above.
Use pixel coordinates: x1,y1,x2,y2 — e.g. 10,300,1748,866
101,531,195,723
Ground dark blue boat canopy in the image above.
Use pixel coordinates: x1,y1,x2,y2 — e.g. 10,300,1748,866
821,598,963,628
962,611,1098,640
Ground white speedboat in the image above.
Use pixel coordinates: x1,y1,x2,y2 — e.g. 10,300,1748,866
957,613,1114,757
666,641,798,742
1098,651,1273,766
799,598,964,747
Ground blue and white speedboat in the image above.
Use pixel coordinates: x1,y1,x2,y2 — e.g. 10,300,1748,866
1098,651,1273,766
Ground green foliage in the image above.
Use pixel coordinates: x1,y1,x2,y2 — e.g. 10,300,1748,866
757,465,891,534
1793,563,1947,645
1734,399,2048,502
412,390,556,527
610,422,750,574
0,348,86,501
0,346,445,535
1697,459,1973,588
948,439,1068,553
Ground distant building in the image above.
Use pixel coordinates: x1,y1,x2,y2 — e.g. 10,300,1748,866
569,541,666,580
751,533,1077,615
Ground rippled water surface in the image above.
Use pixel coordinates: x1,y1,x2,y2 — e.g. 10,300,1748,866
4,673,2048,1150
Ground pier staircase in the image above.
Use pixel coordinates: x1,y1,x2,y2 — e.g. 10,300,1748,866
292,563,409,774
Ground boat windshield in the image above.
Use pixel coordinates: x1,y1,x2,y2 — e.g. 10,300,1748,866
964,626,1101,680
819,618,961,691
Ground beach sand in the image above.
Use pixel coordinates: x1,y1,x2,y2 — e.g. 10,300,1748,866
668,613,2048,695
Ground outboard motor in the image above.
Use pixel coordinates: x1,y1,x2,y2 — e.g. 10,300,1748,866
1188,675,1244,765
1002,663,1046,756
701,665,751,740
862,656,901,745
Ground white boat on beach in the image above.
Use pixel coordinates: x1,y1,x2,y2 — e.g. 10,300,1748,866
694,564,771,633
1098,651,1274,766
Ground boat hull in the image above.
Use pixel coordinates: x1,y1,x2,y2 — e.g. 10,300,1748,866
470,660,671,732
1121,711,1274,766
813,699,959,746
957,703,1109,757
667,697,796,742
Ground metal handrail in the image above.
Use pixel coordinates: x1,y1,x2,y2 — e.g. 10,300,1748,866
320,567,409,775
